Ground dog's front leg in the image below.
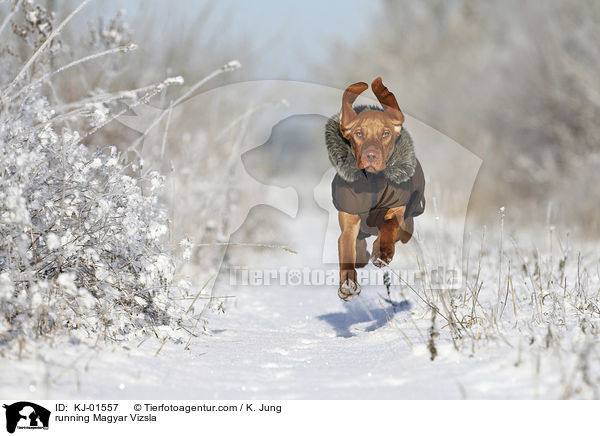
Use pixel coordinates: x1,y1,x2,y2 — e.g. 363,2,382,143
338,211,361,300
372,206,412,267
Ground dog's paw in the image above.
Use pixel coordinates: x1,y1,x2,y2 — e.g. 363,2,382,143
371,257,388,268
338,278,361,302
371,239,395,268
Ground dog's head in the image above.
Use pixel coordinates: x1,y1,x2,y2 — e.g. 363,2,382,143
339,77,405,173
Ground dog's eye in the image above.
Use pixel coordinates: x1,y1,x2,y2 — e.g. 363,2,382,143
354,131,363,138
382,131,390,138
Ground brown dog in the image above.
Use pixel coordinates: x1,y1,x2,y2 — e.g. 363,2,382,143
326,78,425,301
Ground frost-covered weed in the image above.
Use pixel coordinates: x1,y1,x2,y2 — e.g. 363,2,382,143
407,212,600,398
0,1,217,348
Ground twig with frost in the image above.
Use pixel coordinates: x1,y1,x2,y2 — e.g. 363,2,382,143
1,0,91,100
427,308,438,361
160,104,172,160
0,0,22,37
55,82,165,112
6,75,185,150
81,76,185,141
7,44,138,102
384,266,453,327
127,60,242,154
215,99,289,142
186,275,216,315
38,77,181,136
191,241,297,255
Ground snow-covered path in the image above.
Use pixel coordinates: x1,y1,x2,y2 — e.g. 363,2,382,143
170,285,473,400
141,283,541,399
1,273,545,400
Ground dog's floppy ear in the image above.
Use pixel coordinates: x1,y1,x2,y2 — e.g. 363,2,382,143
340,81,368,139
371,77,404,132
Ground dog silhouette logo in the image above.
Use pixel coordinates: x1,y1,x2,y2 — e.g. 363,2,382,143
3,402,50,433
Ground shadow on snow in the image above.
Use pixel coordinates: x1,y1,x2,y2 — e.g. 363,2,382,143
317,298,411,338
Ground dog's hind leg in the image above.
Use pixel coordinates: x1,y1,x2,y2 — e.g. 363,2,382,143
355,238,370,269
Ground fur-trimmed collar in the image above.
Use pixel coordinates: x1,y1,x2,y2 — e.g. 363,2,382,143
325,105,416,185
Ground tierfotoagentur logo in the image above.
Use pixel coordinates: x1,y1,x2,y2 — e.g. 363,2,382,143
3,402,50,433
229,266,459,290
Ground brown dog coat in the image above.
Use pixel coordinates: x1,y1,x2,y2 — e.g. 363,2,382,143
326,105,425,238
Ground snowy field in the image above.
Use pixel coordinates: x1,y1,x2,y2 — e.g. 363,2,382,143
3,208,599,400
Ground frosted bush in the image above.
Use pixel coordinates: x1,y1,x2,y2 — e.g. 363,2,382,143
0,94,187,344
0,1,195,347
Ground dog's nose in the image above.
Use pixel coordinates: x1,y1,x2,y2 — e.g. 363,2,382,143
364,150,380,162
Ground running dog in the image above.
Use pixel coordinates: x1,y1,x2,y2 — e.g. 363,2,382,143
325,78,425,301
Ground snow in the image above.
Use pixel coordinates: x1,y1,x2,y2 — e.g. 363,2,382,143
223,60,242,71
164,76,185,85
3,207,595,400
0,278,559,399
45,233,60,250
